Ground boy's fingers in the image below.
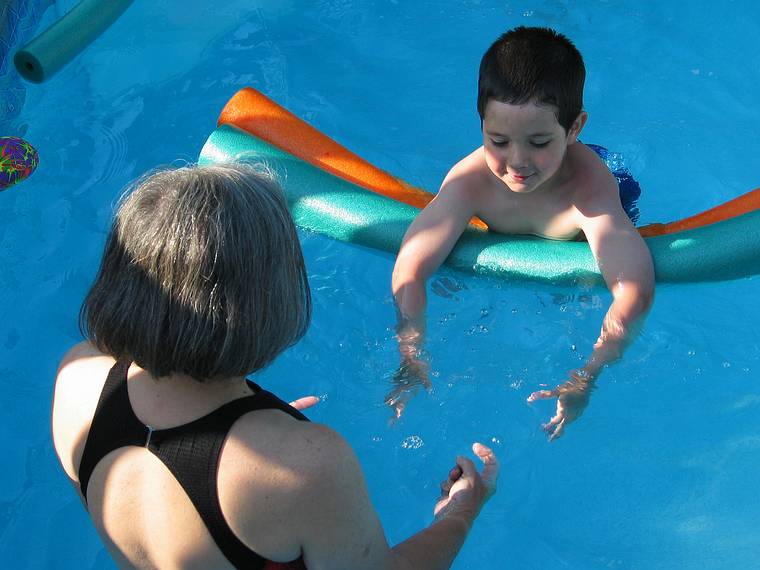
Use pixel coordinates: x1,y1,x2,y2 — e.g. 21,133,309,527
527,389,557,402
542,410,563,431
548,419,566,441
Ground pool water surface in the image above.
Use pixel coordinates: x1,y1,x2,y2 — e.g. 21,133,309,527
1,1,759,568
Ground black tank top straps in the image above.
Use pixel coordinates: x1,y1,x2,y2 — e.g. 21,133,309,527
78,359,308,570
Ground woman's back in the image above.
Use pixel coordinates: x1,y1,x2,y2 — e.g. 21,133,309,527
52,342,313,569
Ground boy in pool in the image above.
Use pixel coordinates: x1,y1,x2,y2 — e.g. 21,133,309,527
390,26,654,439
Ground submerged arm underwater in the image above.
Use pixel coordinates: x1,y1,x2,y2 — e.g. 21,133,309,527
529,211,655,440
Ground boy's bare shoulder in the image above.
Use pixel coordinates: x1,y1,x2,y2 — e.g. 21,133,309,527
439,146,497,201
570,144,622,213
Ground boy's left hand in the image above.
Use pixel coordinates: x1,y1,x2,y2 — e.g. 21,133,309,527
527,371,595,441
384,358,432,421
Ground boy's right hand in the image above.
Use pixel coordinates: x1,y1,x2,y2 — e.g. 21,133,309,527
434,443,500,526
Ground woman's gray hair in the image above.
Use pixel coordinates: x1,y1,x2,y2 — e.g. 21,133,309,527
80,163,311,381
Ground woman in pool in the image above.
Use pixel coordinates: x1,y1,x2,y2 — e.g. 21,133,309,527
51,163,499,569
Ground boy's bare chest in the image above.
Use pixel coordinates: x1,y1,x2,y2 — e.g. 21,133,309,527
476,187,581,240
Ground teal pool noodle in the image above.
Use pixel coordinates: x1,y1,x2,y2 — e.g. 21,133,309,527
14,0,133,83
199,124,760,285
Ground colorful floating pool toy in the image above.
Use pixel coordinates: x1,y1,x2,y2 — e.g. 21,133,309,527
0,136,38,190
199,88,760,285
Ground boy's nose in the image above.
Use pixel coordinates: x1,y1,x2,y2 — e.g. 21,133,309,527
507,147,528,169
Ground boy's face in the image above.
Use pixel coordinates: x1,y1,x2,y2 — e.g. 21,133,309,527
482,99,584,194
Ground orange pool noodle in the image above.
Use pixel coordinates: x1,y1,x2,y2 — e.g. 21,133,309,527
219,87,760,238
638,187,760,236
218,88,488,230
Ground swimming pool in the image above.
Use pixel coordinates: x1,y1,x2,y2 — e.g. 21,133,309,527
2,1,759,568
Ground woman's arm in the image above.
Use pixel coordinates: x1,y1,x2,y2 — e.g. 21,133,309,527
293,425,499,569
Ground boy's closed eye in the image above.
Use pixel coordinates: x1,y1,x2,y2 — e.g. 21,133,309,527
489,139,552,148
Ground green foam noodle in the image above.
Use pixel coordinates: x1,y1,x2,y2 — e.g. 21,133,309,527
14,0,134,83
200,125,760,285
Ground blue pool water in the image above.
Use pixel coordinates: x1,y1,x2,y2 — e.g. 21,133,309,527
2,1,759,568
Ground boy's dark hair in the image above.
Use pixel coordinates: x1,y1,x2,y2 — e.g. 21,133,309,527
80,163,311,382
477,26,585,132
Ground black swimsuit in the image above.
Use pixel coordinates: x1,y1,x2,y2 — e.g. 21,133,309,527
78,359,308,569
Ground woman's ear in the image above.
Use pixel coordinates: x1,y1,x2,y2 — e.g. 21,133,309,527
568,111,588,144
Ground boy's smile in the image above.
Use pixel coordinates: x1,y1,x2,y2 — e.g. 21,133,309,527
482,99,583,194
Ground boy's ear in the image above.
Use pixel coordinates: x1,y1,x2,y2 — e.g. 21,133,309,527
568,111,588,143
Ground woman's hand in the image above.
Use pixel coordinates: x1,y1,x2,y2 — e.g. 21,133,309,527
434,443,499,526
527,370,595,441
288,396,320,411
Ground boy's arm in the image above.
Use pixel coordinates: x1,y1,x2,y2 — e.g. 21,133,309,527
389,175,478,416
582,205,654,375
529,178,654,439
392,178,478,319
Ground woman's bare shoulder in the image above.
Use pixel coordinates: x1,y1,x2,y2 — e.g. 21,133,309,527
221,415,371,561
233,412,353,476
226,413,364,519
52,342,115,482
57,341,112,378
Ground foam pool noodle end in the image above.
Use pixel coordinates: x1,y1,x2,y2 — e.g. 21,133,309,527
13,0,133,83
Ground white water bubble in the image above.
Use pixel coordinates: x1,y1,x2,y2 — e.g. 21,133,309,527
401,435,424,449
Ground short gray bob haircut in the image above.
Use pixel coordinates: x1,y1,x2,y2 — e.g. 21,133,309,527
81,163,311,381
